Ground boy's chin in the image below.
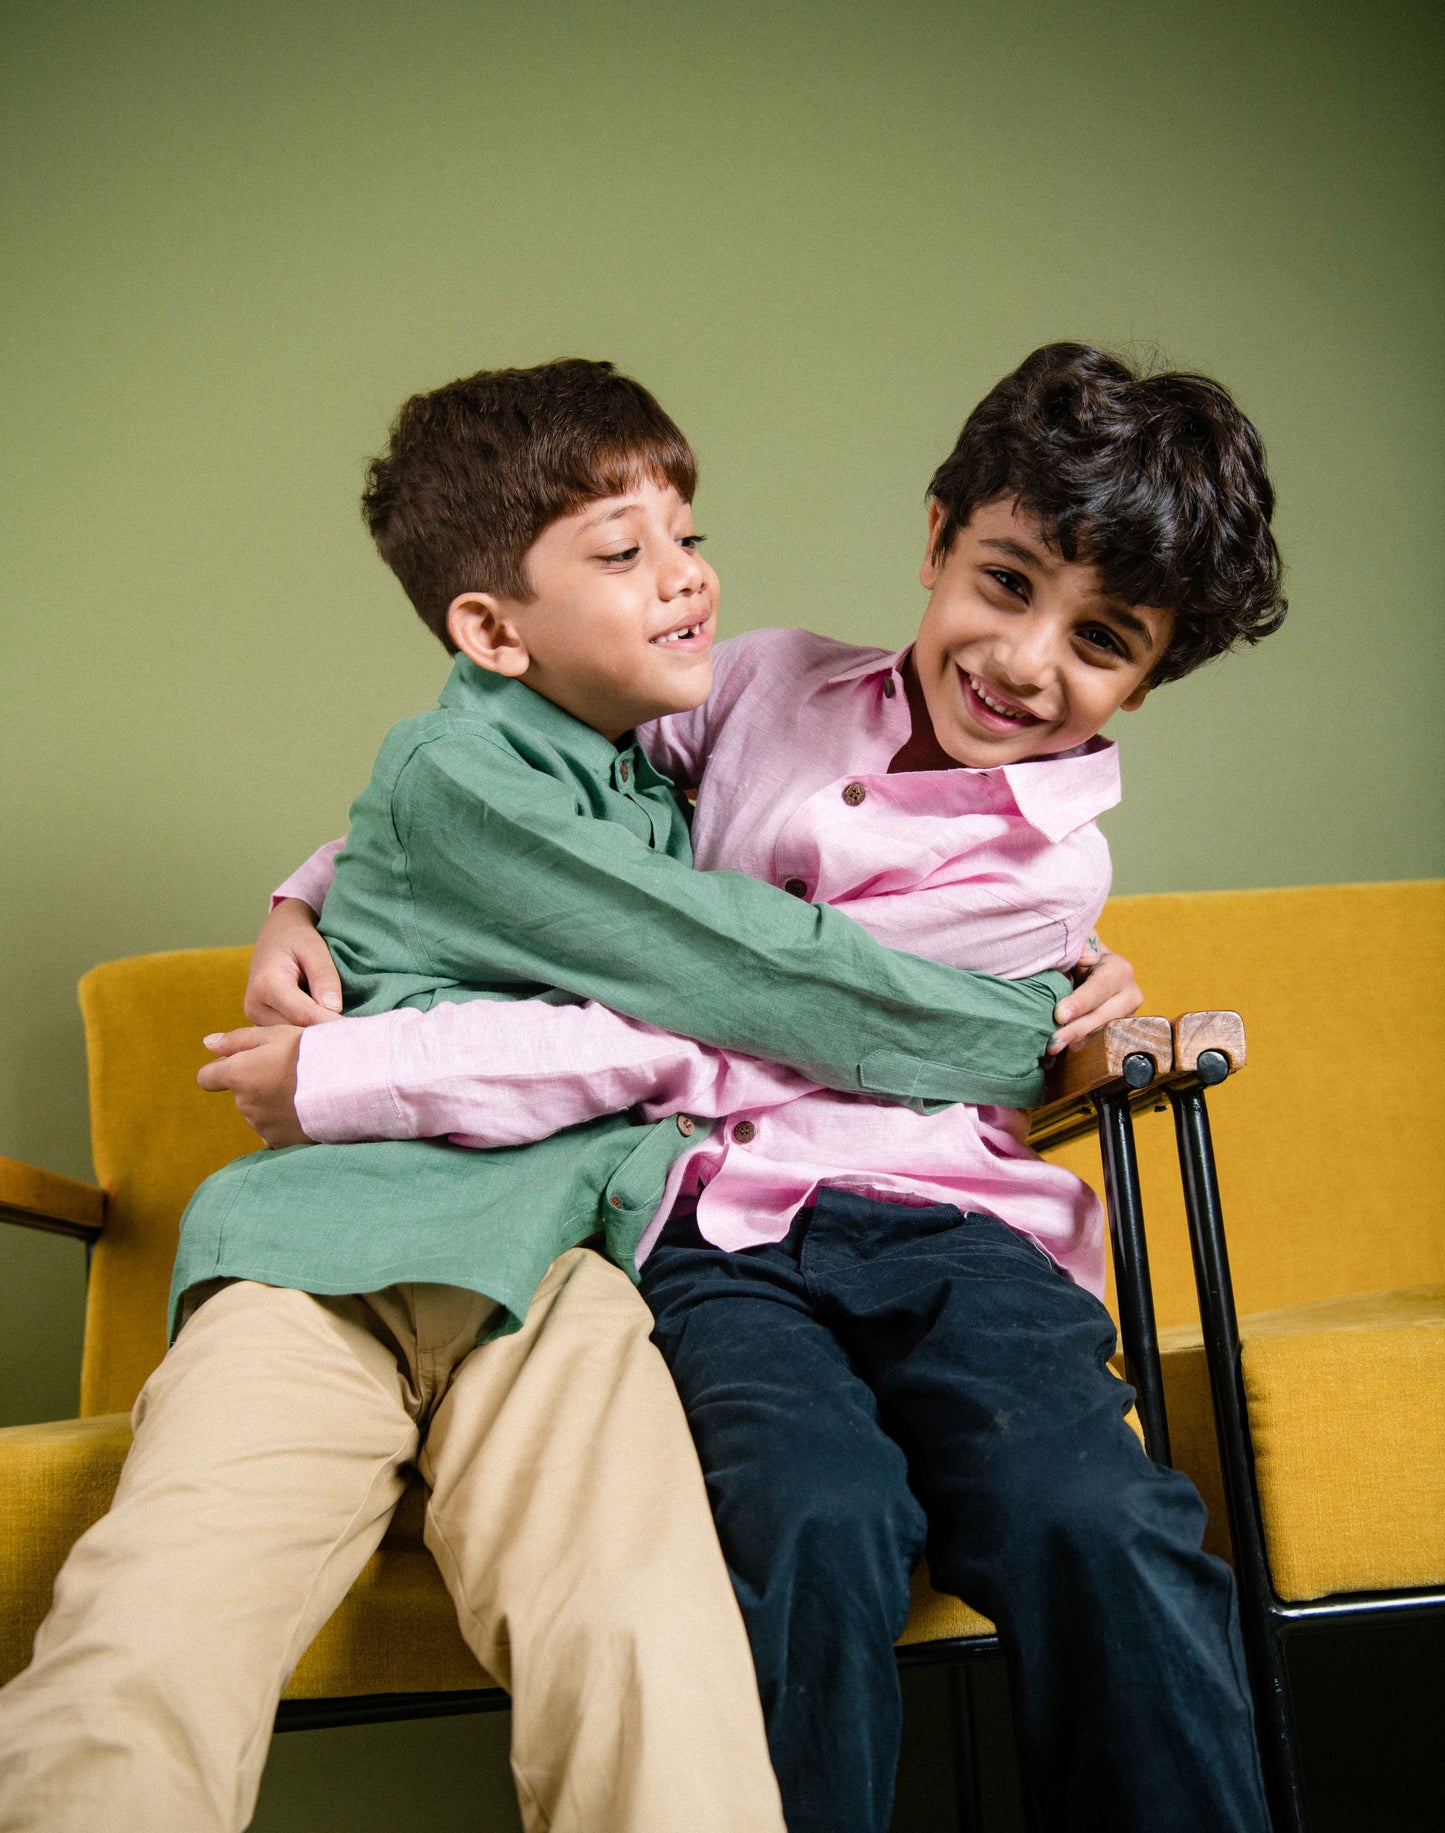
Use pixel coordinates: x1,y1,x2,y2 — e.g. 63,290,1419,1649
939,724,1056,767
647,666,714,719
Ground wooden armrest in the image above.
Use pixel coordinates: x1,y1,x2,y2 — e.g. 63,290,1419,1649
0,1154,105,1242
1170,1011,1246,1080
1027,1017,1173,1152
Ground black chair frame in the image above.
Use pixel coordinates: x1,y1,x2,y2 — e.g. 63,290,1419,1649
1165,1056,1445,1833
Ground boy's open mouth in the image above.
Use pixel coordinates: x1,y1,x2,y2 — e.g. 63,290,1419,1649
650,616,711,648
959,669,1043,730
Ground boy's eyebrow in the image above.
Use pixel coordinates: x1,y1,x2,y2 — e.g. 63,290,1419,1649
578,501,642,530
980,535,1053,570
1102,604,1159,644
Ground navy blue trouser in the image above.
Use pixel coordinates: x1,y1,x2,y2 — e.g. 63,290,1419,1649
641,1189,1270,1833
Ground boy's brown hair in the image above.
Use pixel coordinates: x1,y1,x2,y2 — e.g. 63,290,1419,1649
929,344,1287,684
362,359,697,650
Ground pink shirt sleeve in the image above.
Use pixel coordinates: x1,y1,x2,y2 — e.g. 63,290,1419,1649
272,838,345,913
295,997,819,1147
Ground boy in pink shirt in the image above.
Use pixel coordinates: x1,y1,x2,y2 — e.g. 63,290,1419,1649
223,346,1285,1831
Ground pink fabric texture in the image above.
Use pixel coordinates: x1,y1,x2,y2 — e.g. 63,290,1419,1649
278,627,1118,1295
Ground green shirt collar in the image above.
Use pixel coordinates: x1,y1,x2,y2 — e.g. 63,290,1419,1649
438,653,633,781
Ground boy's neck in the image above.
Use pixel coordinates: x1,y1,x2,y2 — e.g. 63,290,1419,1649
888,651,963,775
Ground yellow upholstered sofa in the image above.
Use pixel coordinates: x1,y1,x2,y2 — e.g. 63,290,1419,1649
2,880,1441,1809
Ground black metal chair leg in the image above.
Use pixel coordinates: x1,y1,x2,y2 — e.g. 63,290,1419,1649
945,1666,985,1833
1168,1068,1309,1833
1094,1077,1171,1465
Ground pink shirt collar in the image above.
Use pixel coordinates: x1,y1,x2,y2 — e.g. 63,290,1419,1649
823,644,1121,847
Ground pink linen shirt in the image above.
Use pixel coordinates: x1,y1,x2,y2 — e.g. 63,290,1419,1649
278,627,1119,1296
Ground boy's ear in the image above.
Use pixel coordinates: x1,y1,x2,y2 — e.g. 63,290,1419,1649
446,593,531,677
1120,682,1152,712
919,500,949,589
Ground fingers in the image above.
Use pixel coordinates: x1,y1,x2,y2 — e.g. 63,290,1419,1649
295,931,344,1019
1056,949,1142,1022
1047,990,1142,1055
196,1055,243,1091
246,980,340,1027
244,898,341,1027
243,940,343,1027
202,1027,271,1057
1048,946,1144,1054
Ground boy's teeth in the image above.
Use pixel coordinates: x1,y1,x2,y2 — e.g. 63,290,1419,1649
973,677,1027,719
653,624,700,644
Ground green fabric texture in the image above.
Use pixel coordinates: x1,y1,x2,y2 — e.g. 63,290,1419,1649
170,657,1067,1335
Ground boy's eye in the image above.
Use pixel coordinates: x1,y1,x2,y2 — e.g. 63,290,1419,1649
600,545,640,564
985,567,1029,600
1078,624,1127,659
679,534,706,551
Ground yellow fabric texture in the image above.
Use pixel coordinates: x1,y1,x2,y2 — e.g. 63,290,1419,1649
0,1416,132,1689
78,948,257,1418
1158,1287,1445,1600
4,881,1440,1693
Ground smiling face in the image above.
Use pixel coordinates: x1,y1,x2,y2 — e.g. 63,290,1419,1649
445,475,718,741
910,496,1174,768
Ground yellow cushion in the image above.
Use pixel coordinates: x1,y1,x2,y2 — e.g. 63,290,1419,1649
898,1566,994,1645
1160,1285,1445,1601
0,1415,132,1686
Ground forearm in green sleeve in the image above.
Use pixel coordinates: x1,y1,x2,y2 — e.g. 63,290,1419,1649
397,751,1065,1108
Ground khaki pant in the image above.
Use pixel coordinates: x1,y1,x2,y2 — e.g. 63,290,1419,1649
0,1250,784,1833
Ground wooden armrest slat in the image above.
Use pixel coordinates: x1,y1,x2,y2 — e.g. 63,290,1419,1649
0,1154,105,1241
1026,1017,1173,1152
1171,1011,1246,1075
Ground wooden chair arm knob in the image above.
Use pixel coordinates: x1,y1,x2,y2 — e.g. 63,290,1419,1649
1171,1011,1247,1080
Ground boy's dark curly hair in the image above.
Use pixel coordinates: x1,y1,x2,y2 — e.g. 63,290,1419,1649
928,344,1286,683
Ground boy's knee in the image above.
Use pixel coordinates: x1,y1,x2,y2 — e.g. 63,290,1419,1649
965,1427,1208,1581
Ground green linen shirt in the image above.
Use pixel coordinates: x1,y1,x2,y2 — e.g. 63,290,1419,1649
170,656,1069,1336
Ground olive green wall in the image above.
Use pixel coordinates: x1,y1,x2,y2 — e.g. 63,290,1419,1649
2,2,1440,1825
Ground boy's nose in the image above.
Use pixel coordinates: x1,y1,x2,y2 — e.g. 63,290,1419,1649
995,626,1058,692
659,548,708,599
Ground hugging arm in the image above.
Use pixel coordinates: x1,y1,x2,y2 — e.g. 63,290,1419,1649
380,741,1065,1109
238,780,1134,1153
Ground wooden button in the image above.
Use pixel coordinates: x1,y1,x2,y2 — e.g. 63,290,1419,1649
732,1120,757,1144
883,677,896,698
842,782,867,806
618,759,630,783
608,1194,624,1208
676,1114,696,1137
783,877,808,897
